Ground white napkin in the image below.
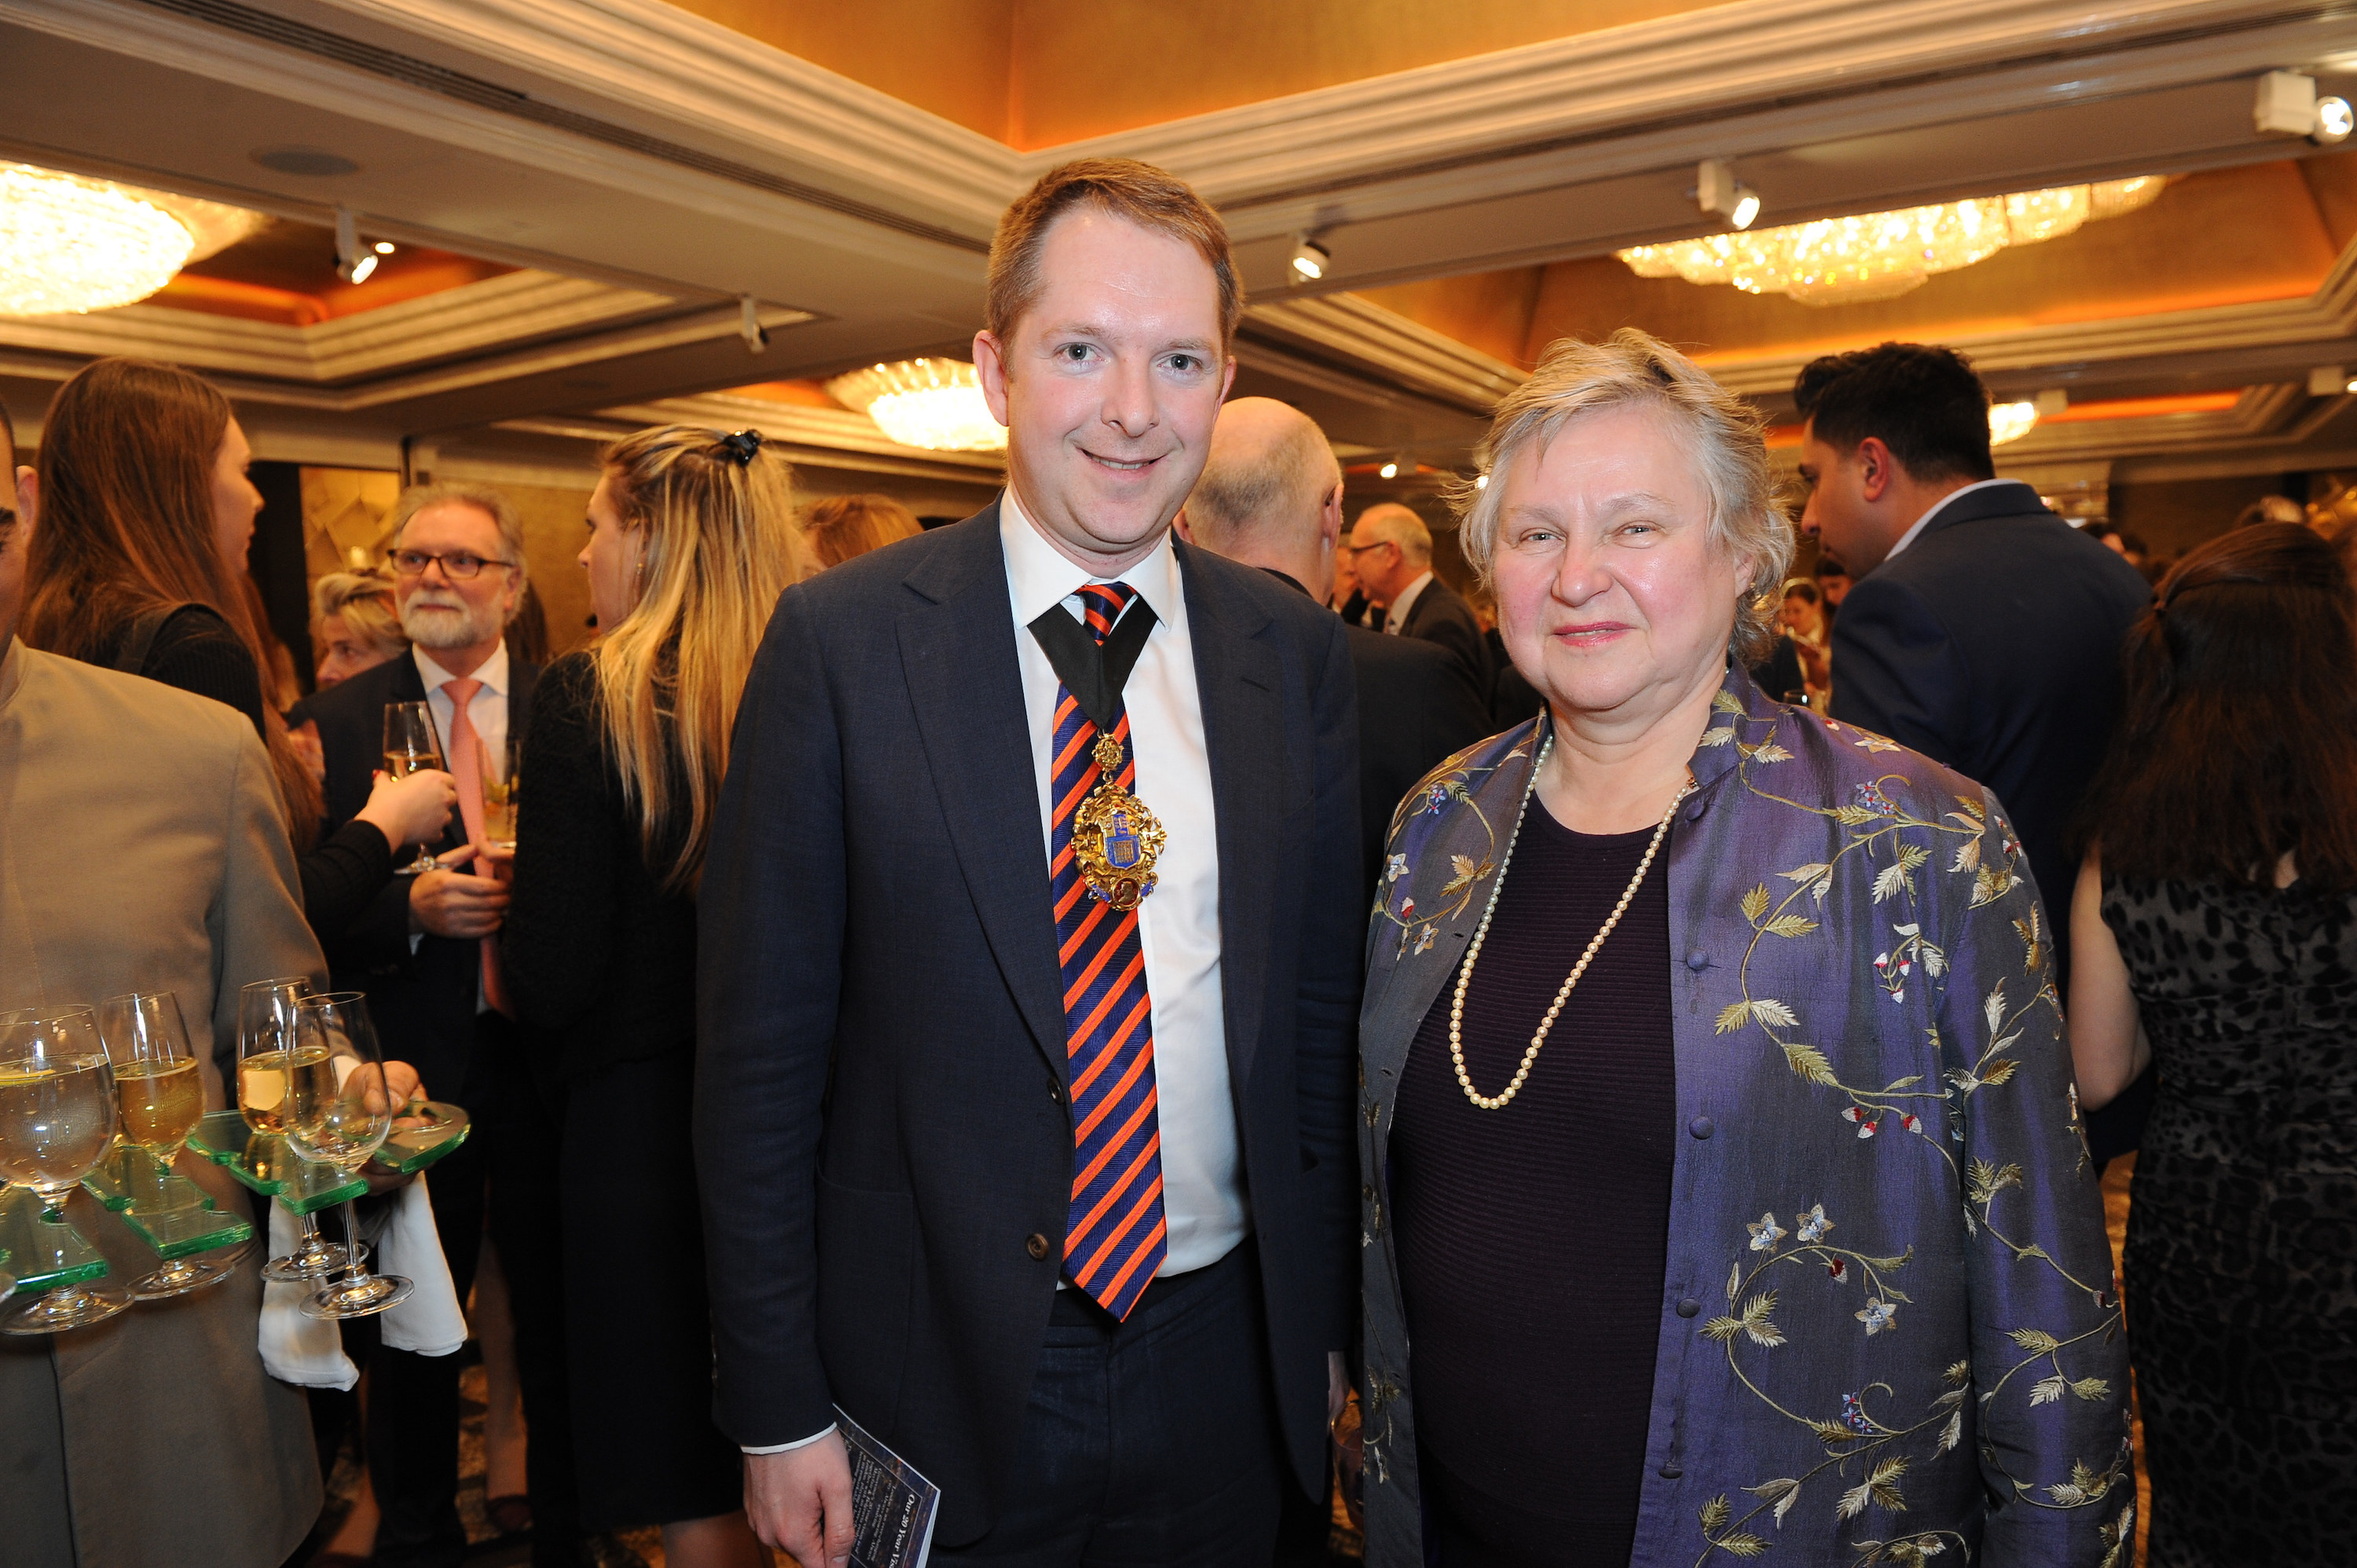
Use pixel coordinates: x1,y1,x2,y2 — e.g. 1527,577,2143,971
377,1172,467,1357
257,1203,358,1390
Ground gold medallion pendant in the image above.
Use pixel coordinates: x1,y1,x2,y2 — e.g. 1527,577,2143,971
1072,732,1167,910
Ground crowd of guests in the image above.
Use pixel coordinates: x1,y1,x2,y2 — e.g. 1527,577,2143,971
1,153,2351,1568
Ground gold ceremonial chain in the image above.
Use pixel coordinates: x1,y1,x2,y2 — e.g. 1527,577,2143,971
1072,731,1167,911
1449,735,1692,1111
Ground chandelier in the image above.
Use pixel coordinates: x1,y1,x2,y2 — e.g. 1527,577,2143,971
0,163,262,316
1618,177,2167,306
826,357,1007,452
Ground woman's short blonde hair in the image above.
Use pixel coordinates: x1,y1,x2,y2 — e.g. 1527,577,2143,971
1453,328,1792,663
310,570,406,657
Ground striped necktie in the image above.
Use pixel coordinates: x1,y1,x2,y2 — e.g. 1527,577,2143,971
1050,582,1168,1319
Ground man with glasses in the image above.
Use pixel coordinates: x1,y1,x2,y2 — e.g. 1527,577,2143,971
290,482,566,1568
1341,503,1490,694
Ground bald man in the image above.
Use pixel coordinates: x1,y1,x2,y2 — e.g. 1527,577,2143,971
1178,399,1490,898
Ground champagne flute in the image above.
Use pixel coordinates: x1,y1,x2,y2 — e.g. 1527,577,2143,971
238,977,357,1282
383,702,449,874
479,731,520,851
98,991,240,1299
287,994,413,1320
0,1006,130,1334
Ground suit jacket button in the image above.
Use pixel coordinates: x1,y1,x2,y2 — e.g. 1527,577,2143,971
1047,1080,1064,1103
1676,1298,1701,1317
1025,1233,1050,1261
1685,949,1710,971
1688,1116,1714,1140
1659,1463,1683,1479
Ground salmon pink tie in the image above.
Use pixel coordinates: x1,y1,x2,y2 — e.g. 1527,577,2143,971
1050,584,1167,1319
441,676,511,1017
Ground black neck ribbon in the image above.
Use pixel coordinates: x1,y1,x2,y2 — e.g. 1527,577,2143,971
1027,595,1159,733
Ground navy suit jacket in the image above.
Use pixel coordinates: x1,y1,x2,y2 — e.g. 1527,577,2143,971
289,650,539,1095
1393,573,1491,695
695,505,1363,1543
1830,481,2151,956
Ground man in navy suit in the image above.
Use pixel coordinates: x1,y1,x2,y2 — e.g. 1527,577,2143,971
699,159,1360,1566
1796,343,2152,1152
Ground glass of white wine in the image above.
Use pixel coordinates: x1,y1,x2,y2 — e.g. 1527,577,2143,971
287,993,413,1320
384,701,449,874
480,732,519,851
0,1005,130,1335
239,976,355,1282
98,991,241,1300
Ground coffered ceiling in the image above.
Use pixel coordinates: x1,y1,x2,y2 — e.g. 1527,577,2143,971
2,0,2355,507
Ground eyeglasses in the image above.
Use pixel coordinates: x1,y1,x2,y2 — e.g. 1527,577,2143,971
389,548,515,581
1337,540,1395,558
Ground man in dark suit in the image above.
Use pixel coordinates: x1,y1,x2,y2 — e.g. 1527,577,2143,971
699,159,1361,1567
1176,395,1490,901
1343,501,1490,694
289,482,565,1568
1796,342,2153,1155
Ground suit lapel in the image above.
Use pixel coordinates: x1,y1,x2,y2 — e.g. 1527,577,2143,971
896,507,1071,1081
1181,545,1282,1091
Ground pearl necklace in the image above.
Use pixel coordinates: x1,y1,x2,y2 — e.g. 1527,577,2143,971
1449,735,1693,1111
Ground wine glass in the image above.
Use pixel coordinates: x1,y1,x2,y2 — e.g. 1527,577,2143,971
287,993,413,1320
98,991,240,1299
383,702,449,874
0,1005,130,1334
238,977,357,1282
479,731,520,851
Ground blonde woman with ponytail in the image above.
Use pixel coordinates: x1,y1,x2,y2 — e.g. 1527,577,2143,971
499,425,808,1568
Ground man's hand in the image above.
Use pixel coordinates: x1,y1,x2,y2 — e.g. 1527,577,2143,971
409,866,509,939
745,1434,856,1567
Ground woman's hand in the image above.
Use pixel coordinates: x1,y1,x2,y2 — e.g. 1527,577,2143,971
357,768,459,853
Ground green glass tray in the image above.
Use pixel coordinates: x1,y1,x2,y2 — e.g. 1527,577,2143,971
80,1145,255,1259
0,1187,108,1292
188,1103,471,1215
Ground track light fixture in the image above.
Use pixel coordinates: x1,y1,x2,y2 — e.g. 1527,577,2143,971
1289,234,1331,284
1697,159,1759,230
332,206,376,285
1377,458,1398,479
2256,70,2353,144
739,295,769,354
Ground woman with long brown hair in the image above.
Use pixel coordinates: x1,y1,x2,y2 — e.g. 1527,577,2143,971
2070,522,2357,1566
21,357,453,934
500,424,808,1567
801,490,921,569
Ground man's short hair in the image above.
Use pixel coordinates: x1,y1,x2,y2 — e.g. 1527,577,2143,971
1792,342,1996,485
1353,502,1432,565
385,481,527,584
1187,407,1336,550
988,159,1241,349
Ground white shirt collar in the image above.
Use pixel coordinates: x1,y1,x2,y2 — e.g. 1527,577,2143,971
999,489,1182,631
1880,478,2017,566
413,639,510,698
1386,570,1435,630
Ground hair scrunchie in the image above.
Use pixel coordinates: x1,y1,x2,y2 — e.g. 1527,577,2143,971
717,429,764,465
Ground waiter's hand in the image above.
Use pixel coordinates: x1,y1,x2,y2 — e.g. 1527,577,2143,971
746,1434,856,1567
409,864,508,938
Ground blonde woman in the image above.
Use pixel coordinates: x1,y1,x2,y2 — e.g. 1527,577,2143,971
801,489,922,569
309,569,408,688
500,426,808,1567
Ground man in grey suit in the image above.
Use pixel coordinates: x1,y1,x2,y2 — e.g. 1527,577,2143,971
698,159,1361,1566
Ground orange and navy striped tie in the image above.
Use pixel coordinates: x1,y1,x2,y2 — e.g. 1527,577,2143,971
1051,582,1168,1319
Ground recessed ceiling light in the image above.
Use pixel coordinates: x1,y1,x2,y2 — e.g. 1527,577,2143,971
372,240,395,255
251,147,359,178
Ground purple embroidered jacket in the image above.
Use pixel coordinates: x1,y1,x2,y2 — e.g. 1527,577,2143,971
1356,664,2133,1568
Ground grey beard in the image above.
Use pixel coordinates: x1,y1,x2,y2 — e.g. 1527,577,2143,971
400,599,501,650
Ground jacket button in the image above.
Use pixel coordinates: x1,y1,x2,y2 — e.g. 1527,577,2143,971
1689,1116,1714,1140
1684,797,1709,822
1676,1298,1701,1317
1684,949,1710,971
1659,1463,1683,1479
1047,1080,1064,1104
1025,1233,1050,1261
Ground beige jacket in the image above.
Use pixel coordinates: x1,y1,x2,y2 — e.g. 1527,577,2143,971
0,639,328,1568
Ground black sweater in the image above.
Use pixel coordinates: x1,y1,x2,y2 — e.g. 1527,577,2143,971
89,605,394,939
501,652,697,1085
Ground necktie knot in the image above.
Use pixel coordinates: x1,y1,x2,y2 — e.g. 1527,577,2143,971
442,676,482,708
1076,583,1138,647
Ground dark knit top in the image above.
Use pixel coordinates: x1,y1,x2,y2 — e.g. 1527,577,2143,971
84,605,392,939
500,652,698,1086
1389,796,1677,1564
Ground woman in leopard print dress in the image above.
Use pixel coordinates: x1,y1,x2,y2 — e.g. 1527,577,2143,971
2069,523,2357,1566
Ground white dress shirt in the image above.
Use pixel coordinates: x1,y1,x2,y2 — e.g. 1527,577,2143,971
414,642,510,768
1002,491,1245,1280
1382,569,1434,634
1879,478,2016,566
